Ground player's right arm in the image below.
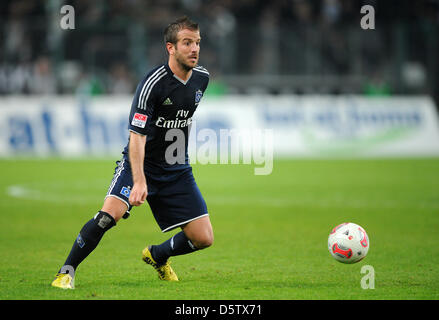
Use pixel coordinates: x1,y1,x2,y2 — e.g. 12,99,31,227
126,66,163,206
128,131,147,206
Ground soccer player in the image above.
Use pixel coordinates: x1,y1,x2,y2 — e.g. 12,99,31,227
52,16,213,289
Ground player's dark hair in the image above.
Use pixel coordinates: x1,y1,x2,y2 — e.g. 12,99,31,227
164,16,199,45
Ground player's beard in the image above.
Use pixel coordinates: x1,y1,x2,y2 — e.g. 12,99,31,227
175,50,198,72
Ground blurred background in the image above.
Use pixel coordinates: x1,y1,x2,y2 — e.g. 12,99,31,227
1,0,439,159
0,0,438,101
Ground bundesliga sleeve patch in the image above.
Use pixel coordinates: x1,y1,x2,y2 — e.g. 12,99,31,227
131,113,147,128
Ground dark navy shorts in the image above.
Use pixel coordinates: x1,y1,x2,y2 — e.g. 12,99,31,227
105,158,208,232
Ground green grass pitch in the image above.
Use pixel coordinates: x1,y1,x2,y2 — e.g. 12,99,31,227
0,158,438,300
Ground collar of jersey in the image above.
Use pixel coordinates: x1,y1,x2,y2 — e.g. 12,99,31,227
165,63,192,85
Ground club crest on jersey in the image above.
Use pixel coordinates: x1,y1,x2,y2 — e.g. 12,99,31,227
195,90,203,105
131,113,147,128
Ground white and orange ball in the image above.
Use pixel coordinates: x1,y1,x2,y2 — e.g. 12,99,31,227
328,222,370,264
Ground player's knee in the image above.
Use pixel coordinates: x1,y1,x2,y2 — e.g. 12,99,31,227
108,212,121,223
192,231,214,249
101,197,129,223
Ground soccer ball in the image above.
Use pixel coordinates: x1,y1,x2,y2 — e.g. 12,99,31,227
328,222,369,264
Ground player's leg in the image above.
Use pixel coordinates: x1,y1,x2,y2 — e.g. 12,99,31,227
146,212,213,265
144,216,213,282
51,197,127,289
52,158,133,289
142,168,212,281
101,196,130,222
60,197,127,272
181,215,214,249
149,215,213,265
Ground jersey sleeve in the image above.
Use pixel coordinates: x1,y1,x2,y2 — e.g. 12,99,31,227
127,70,161,135
204,75,209,92
194,65,210,92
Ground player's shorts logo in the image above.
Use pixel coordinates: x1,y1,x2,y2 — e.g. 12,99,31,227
131,113,147,128
120,186,131,198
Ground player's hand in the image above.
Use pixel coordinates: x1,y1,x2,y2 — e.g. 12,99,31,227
129,182,147,206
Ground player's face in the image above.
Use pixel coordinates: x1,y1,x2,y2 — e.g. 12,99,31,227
173,29,201,71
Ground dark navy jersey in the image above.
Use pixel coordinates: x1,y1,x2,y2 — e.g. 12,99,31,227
123,63,209,177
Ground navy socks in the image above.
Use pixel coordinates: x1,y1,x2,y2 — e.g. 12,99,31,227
61,211,116,273
59,212,199,274
150,231,198,265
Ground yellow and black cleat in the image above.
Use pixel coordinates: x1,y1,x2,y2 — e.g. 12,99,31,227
51,273,75,289
142,246,179,281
